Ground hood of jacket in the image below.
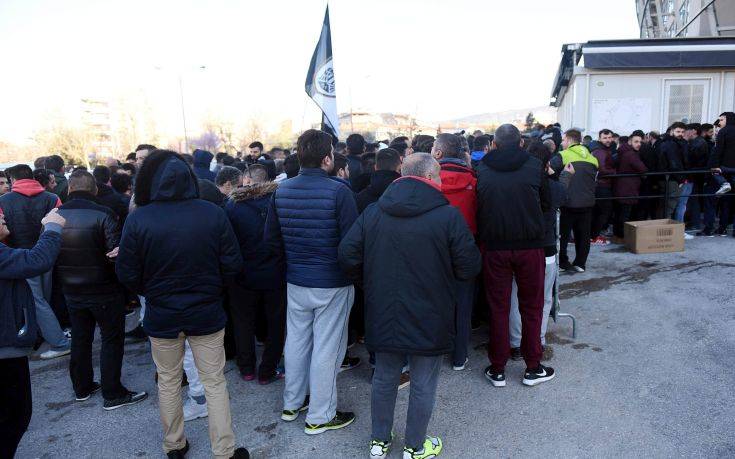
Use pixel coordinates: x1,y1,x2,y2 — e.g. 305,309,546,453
378,176,447,218
470,150,487,161
365,170,400,196
439,160,476,194
192,149,214,168
564,144,594,161
481,146,529,172
150,157,199,202
10,179,46,197
230,181,278,203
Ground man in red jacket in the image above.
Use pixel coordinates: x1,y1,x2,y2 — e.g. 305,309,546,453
431,133,478,370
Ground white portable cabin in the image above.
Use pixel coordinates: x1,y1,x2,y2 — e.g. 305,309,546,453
550,37,735,135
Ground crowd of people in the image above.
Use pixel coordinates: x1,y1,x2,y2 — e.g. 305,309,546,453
1,112,734,459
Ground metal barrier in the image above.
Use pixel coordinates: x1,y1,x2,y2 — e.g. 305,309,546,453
591,169,727,203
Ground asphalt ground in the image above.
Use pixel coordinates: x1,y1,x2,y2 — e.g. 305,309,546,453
17,236,735,458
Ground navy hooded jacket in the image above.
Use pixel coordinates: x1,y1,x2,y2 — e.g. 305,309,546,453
264,167,358,288
0,226,62,358
116,156,243,338
192,149,216,182
226,182,285,291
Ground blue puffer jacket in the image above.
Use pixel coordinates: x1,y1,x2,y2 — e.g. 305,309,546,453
265,168,358,288
0,226,62,358
192,149,216,182
116,156,243,338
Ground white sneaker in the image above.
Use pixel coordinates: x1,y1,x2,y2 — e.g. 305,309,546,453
452,357,469,371
716,182,732,196
183,397,208,421
684,233,694,240
40,348,70,360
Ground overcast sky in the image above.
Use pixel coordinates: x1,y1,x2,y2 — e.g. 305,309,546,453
0,0,639,144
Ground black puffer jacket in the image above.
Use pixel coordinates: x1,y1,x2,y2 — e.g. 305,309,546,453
338,177,481,356
56,191,122,306
0,179,60,249
355,170,401,213
658,134,689,183
476,147,550,250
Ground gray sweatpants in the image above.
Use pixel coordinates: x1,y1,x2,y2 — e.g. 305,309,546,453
510,259,557,348
283,283,354,425
27,271,70,351
371,352,442,450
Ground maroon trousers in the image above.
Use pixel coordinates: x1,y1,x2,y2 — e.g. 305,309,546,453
483,248,545,372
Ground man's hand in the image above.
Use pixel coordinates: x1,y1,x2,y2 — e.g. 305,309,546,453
106,247,119,258
0,215,9,242
564,162,576,175
41,209,66,228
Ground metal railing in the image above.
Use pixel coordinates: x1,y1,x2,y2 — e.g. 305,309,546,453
591,169,727,203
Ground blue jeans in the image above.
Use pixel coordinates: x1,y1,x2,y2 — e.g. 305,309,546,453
26,271,70,351
674,182,693,222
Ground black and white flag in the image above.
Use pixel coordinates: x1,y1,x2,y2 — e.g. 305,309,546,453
305,6,339,140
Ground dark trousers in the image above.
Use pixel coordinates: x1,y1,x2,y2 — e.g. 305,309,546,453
591,186,613,238
560,207,592,268
229,284,286,378
613,204,634,238
68,299,127,400
452,278,475,366
0,357,32,458
371,352,441,450
483,249,545,372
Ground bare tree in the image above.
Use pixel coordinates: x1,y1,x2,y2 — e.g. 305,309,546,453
33,124,93,166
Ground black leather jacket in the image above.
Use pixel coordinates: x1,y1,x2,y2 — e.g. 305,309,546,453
56,191,122,306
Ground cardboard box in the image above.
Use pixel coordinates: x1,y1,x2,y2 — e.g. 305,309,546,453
624,219,685,254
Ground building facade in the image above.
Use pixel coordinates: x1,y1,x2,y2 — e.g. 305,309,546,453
637,0,735,38
551,38,735,135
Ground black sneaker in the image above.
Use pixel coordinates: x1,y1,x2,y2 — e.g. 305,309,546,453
103,390,148,411
340,355,361,372
75,382,101,401
484,366,506,387
559,260,573,272
281,395,309,422
715,227,727,237
167,440,189,459
523,364,555,386
230,447,249,459
697,229,715,237
509,347,522,361
304,411,355,435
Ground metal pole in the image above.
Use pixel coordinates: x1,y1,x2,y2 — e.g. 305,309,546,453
664,173,670,218
179,74,189,154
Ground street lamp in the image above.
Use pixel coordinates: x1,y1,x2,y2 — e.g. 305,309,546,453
154,65,206,154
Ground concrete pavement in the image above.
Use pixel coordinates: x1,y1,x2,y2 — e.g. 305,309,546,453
16,236,735,458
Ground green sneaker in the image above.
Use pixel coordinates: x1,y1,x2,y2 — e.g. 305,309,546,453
281,395,309,422
369,432,394,458
403,436,443,459
304,411,355,435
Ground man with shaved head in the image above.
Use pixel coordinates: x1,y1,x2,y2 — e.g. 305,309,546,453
339,153,481,458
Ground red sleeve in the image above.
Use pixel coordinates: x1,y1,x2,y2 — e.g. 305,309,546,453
54,197,61,208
